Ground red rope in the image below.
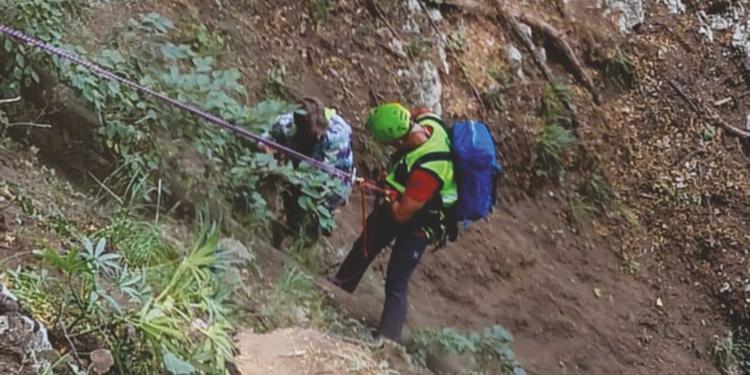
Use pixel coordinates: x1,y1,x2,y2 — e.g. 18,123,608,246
359,182,368,259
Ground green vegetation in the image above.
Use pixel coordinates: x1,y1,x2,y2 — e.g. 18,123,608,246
604,50,637,90
483,63,513,112
713,330,750,375
407,325,525,374
255,264,320,330
406,38,431,60
7,222,247,374
713,332,740,374
447,28,468,52
533,123,577,179
1,0,341,236
533,84,577,179
263,63,293,99
311,0,333,22
585,172,614,207
489,63,513,88
540,84,571,128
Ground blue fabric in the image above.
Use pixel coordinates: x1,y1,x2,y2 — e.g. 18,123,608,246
450,120,502,222
379,230,428,340
332,205,428,340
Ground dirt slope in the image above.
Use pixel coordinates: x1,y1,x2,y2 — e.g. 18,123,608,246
329,195,721,374
5,0,750,374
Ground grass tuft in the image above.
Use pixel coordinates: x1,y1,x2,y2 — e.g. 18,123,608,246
533,124,577,179
605,51,637,90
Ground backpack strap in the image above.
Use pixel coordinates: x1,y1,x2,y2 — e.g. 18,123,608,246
414,151,451,165
416,113,447,129
490,166,500,210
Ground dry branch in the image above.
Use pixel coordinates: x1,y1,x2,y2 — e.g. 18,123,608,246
365,0,399,41
667,79,750,138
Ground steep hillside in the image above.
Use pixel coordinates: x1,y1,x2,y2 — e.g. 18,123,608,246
2,0,750,374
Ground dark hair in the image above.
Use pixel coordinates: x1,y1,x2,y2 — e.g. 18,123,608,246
294,97,327,139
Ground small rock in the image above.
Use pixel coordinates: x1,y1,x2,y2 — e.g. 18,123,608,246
294,306,310,325
408,60,443,115
720,282,731,293
602,0,645,33
406,0,421,12
389,38,407,59
404,18,421,34
506,44,523,66
537,46,548,66
518,23,533,40
593,288,603,298
0,295,19,314
428,9,443,22
90,348,114,374
662,0,685,14
733,20,750,71
437,40,450,75
655,297,664,308
0,283,20,320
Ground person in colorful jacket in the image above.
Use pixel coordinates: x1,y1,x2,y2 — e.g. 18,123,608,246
330,103,457,341
261,97,354,244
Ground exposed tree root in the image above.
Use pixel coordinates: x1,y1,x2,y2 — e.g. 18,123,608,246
517,12,602,105
493,2,582,130
447,1,600,125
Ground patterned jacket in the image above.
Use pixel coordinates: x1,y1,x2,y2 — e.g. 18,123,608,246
262,108,354,209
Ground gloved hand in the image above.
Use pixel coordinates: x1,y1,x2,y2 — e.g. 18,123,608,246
384,189,398,203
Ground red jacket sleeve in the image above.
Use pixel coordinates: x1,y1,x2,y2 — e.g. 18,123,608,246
404,168,441,202
411,108,432,120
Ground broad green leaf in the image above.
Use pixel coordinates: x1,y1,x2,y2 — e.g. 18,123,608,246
163,351,195,374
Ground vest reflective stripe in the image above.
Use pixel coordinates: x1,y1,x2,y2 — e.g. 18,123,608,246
385,116,458,207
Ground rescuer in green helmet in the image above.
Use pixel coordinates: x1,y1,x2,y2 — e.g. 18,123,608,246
331,103,457,341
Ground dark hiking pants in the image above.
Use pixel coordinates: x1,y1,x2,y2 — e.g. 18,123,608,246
332,205,428,341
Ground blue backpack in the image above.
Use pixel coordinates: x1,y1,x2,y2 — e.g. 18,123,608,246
449,120,503,224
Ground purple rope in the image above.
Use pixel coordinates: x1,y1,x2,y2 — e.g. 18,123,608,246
0,24,354,183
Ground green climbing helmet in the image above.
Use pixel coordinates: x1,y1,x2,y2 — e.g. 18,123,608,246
366,103,412,144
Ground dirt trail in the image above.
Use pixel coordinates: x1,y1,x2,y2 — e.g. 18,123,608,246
235,328,393,375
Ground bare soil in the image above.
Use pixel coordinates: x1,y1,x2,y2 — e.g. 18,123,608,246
235,328,397,375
